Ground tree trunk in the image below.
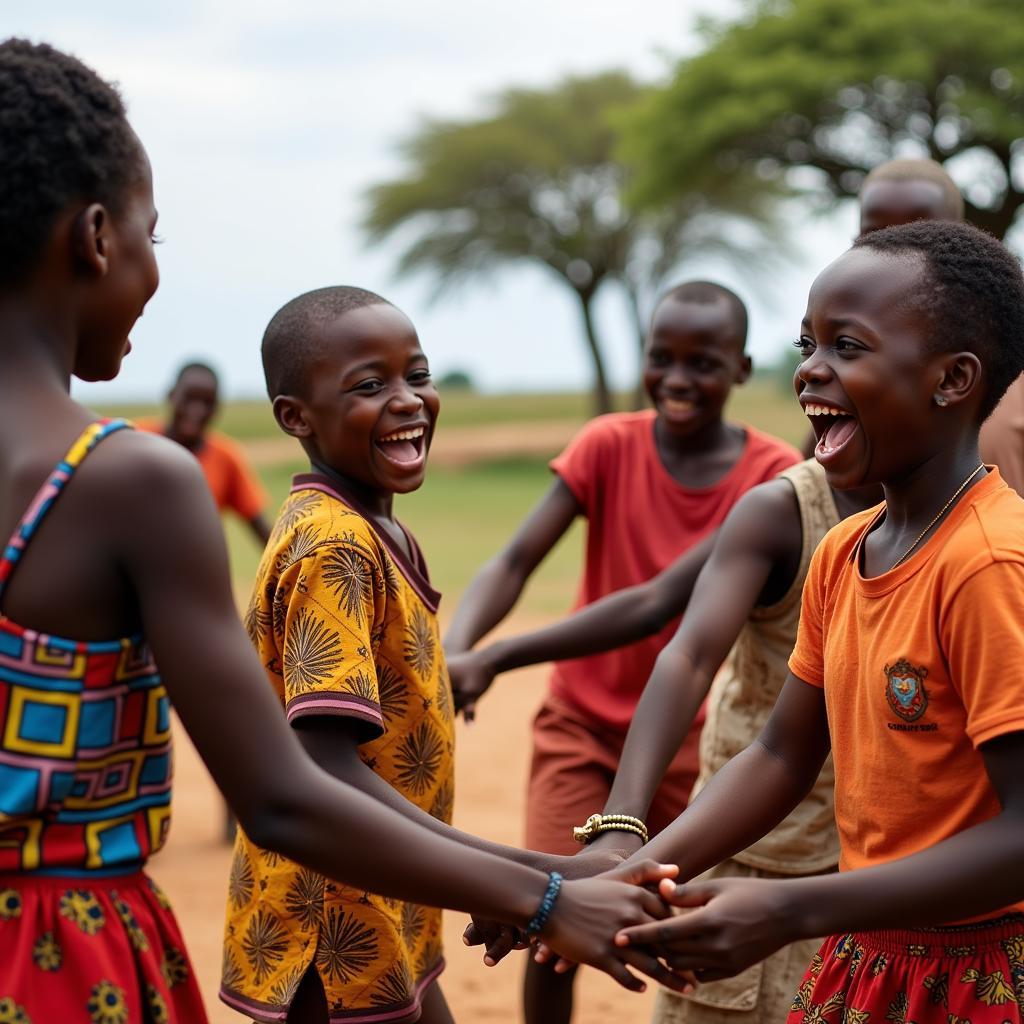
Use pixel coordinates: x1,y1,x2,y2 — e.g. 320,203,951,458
622,282,649,411
575,288,613,416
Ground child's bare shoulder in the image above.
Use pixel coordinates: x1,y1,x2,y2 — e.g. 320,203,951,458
85,427,212,519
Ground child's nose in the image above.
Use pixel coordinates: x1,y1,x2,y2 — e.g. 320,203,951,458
389,382,424,411
663,363,693,391
795,350,833,387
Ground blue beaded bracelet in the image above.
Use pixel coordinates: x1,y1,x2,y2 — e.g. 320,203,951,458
526,871,563,938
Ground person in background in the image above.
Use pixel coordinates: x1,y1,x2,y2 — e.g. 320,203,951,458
139,361,272,545
446,281,801,1024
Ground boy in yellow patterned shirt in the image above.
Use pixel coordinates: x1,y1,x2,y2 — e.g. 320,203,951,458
222,287,457,1024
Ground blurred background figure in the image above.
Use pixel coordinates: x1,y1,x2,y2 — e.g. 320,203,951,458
139,362,272,545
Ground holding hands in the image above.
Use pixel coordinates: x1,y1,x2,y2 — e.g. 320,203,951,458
615,876,801,983
464,861,697,993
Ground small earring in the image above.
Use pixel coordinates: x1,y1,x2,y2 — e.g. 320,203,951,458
934,395,949,407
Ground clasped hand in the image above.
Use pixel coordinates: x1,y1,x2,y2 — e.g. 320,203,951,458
464,859,697,993
613,876,801,983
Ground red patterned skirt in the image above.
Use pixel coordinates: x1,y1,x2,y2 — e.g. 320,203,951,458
788,916,1024,1023
0,870,208,1023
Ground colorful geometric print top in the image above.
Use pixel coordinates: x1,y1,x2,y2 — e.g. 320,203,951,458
0,420,172,876
221,474,455,1024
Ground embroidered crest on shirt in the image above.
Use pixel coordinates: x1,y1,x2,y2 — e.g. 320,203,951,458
884,659,929,722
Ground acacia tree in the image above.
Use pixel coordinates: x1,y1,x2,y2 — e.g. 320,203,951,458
624,0,1024,238
363,72,778,414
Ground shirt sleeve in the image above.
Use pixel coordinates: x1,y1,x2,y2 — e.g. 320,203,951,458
221,440,268,522
275,540,387,740
787,542,829,688
548,418,610,509
942,560,1024,748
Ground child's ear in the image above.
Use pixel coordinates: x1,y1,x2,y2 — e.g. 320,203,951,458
272,394,313,439
736,354,753,385
71,203,112,277
934,351,982,410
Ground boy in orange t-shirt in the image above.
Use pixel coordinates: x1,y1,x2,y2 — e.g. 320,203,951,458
612,222,1024,1023
138,362,271,544
446,281,800,1023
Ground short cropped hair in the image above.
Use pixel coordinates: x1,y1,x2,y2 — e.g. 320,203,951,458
861,158,964,222
0,38,142,286
262,286,392,400
853,221,1024,420
173,361,219,389
658,281,748,350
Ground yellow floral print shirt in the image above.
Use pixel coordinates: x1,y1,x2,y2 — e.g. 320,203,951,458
221,475,454,1024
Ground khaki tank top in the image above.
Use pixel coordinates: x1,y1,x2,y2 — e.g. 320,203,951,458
692,458,840,874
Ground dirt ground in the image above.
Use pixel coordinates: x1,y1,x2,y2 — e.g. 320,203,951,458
148,655,657,1024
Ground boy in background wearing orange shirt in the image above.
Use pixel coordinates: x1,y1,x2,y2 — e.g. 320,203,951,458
139,361,272,544
445,281,801,1024
614,221,1024,1023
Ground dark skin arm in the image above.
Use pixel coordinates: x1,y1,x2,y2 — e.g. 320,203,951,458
119,438,678,988
532,674,829,970
247,511,273,546
448,531,717,720
296,718,585,871
589,480,802,857
444,478,581,658
623,676,832,880
620,731,1024,981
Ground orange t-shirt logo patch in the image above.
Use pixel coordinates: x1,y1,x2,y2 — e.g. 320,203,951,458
884,659,930,722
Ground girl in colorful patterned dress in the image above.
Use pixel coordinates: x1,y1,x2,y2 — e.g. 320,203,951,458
0,37,684,1024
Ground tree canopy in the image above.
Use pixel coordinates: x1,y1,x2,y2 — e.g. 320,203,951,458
624,0,1024,238
363,71,778,414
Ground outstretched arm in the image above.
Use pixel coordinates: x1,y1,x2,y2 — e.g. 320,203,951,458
449,531,716,717
595,480,802,851
619,731,1024,980
247,511,272,546
443,478,580,655
628,673,832,879
119,438,677,985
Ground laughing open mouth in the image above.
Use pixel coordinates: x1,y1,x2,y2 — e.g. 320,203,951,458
375,426,427,465
804,402,858,457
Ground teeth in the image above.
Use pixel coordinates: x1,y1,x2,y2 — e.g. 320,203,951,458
805,404,845,417
380,428,425,442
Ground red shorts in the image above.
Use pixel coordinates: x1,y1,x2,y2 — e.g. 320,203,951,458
524,695,701,855
789,916,1024,1023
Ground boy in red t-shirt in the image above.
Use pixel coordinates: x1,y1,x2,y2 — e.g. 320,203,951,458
445,280,800,1023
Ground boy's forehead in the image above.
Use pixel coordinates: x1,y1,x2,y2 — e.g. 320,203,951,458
311,304,421,367
650,297,742,344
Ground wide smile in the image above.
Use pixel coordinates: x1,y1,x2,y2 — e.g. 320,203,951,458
375,424,428,468
803,400,859,464
658,396,697,423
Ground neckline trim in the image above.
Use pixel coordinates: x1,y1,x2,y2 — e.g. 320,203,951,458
291,473,441,612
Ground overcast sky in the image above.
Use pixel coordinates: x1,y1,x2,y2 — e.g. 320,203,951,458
8,0,858,403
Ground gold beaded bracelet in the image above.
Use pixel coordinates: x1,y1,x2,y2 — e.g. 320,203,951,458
572,813,649,845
